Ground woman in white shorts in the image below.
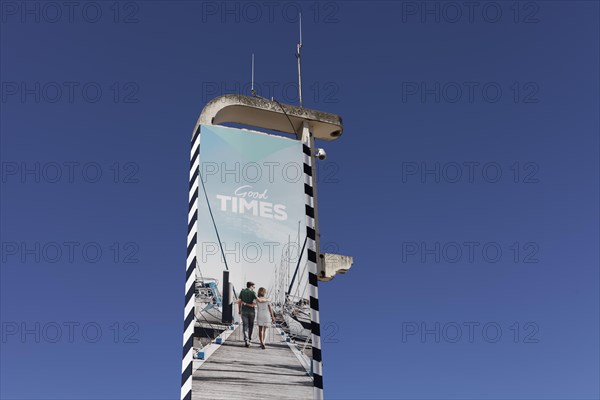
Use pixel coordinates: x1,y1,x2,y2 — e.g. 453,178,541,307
256,287,275,349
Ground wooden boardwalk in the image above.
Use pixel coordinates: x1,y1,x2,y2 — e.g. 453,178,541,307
192,326,313,400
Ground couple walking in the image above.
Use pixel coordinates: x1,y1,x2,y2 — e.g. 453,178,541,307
238,281,275,349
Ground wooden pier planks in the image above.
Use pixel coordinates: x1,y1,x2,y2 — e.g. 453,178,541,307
192,326,313,400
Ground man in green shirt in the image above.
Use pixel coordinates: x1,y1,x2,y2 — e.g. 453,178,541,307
238,281,257,347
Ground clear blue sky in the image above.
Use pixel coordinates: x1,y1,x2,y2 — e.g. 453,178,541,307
1,1,598,399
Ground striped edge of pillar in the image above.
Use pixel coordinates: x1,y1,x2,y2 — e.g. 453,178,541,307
181,126,201,400
303,141,324,400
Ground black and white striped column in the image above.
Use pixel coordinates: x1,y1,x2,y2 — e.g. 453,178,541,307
301,123,324,400
181,125,201,400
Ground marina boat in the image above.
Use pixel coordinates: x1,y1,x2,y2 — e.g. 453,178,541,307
194,277,229,339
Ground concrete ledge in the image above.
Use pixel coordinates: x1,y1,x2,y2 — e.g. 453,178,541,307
318,253,353,282
194,94,343,141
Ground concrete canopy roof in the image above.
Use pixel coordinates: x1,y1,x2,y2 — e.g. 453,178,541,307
194,94,343,140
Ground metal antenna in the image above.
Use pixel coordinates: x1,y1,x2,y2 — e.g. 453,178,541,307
296,13,303,107
251,53,256,96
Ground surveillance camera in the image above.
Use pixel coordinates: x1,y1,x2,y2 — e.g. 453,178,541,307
316,148,327,160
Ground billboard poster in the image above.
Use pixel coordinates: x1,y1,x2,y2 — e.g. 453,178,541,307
190,124,314,399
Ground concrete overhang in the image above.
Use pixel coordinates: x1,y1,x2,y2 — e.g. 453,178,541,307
194,94,343,140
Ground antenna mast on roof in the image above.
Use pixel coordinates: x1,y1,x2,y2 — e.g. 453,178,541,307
251,53,256,97
296,13,303,108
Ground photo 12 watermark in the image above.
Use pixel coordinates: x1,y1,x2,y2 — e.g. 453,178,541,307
1,321,140,344
399,161,540,184
198,1,340,24
1,161,140,184
1,81,140,104
200,161,340,185
0,2,141,24
398,2,540,24
222,320,340,344
1,241,141,264
401,321,540,344
401,241,540,264
202,81,340,104
199,241,341,265
401,81,541,104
